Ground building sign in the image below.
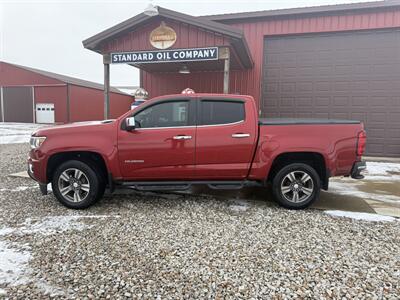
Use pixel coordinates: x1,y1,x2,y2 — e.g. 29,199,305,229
149,22,177,50
111,47,219,64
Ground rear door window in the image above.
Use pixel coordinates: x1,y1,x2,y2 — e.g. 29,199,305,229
134,101,189,128
200,100,245,125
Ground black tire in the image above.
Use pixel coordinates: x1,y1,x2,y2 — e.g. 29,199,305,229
87,162,106,201
272,163,320,209
52,160,102,209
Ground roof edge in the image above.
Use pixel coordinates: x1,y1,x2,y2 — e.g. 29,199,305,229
82,6,253,69
0,61,130,96
203,0,400,22
83,6,246,51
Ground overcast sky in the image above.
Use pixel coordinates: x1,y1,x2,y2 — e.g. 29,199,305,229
0,0,374,87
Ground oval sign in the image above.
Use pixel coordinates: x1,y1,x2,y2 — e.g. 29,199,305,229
149,22,177,50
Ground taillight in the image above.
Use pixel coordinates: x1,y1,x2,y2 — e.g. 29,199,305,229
357,131,367,156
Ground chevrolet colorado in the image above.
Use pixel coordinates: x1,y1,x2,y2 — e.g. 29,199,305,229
28,94,366,209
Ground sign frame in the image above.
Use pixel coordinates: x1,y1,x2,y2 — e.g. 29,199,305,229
110,47,219,64
149,22,177,50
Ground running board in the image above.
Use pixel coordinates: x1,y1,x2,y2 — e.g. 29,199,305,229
207,183,243,190
117,180,262,191
135,184,191,191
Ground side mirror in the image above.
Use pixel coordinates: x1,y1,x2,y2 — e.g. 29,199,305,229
125,117,136,131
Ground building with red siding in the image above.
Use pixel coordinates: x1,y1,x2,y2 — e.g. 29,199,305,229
83,1,400,157
0,61,133,124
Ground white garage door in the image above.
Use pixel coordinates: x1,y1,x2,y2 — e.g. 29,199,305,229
36,103,55,124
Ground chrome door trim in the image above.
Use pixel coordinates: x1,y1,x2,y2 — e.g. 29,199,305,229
196,120,245,128
134,125,196,131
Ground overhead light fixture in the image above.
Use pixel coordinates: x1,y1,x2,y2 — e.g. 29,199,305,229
144,3,159,16
179,65,190,74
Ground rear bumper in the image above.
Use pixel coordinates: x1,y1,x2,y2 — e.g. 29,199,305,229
351,161,366,179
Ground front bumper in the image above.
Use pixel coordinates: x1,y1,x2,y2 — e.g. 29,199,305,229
28,154,48,195
351,161,366,179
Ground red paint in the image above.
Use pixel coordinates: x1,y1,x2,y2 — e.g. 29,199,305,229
34,86,68,123
1,62,133,124
69,85,104,121
118,126,196,179
68,85,132,122
0,62,62,86
138,9,400,109
195,98,258,179
102,18,229,53
28,94,364,187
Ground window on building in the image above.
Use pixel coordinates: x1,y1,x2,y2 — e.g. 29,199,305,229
201,100,245,125
134,101,189,128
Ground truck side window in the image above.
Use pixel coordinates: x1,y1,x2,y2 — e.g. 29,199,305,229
134,101,189,128
201,100,245,125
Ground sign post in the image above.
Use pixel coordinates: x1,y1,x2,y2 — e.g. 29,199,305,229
219,47,230,94
103,54,111,119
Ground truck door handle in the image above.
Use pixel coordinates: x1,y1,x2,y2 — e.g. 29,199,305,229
173,135,192,140
232,133,250,138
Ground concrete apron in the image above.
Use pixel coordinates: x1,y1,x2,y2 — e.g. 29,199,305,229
186,177,400,218
10,171,400,218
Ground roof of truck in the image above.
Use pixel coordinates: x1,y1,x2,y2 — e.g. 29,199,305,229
151,93,254,100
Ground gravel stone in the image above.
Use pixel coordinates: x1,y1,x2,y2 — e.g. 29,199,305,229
0,143,399,299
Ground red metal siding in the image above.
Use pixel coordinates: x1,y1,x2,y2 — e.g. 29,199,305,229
142,71,225,95
102,18,229,53
34,86,68,123
0,62,132,123
0,62,62,86
69,85,132,122
110,92,133,118
141,9,400,108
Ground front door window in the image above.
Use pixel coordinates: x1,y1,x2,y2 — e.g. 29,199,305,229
135,101,189,128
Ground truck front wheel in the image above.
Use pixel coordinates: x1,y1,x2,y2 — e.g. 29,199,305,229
272,163,320,209
52,160,103,209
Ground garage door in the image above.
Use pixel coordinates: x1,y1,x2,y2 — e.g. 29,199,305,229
2,87,34,123
262,30,400,157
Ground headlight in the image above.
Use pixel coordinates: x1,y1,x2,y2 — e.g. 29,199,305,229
30,136,46,149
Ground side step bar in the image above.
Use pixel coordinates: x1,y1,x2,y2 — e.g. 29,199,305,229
117,180,262,191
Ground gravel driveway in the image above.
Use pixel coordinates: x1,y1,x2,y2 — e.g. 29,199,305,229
0,143,399,299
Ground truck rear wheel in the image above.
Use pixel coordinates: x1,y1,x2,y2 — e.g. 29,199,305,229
272,163,320,209
52,160,103,209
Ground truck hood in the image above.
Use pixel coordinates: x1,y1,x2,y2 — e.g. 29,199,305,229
32,120,116,137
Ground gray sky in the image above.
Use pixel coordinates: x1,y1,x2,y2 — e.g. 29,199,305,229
0,0,373,87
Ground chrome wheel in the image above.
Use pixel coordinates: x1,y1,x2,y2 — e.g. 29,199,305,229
57,168,90,203
280,171,314,203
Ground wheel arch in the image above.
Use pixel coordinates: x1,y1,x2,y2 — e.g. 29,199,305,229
267,151,329,190
47,151,108,184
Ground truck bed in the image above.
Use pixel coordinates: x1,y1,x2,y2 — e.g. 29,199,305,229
259,118,361,125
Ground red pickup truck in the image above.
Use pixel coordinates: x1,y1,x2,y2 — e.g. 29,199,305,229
28,94,366,209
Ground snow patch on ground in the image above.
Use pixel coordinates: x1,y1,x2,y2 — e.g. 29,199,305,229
0,184,52,194
1,215,114,236
0,215,116,294
0,186,36,193
0,288,7,296
35,280,66,297
364,162,400,181
20,216,91,235
325,210,397,222
229,200,251,212
0,240,31,286
0,123,45,145
329,181,400,204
